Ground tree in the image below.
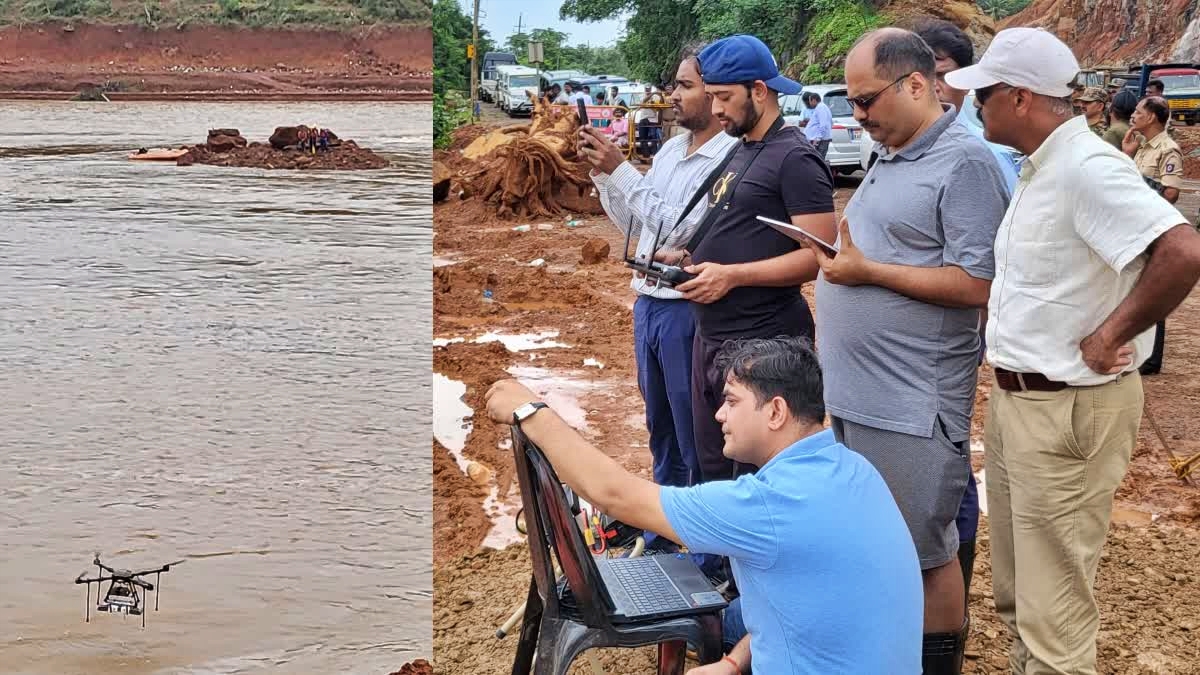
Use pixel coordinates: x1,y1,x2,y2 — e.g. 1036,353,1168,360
433,0,494,95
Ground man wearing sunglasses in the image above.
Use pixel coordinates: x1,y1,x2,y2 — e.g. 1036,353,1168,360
947,27,1200,675
811,28,1011,675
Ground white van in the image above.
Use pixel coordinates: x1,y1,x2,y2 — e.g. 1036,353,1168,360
496,64,540,117
479,52,517,103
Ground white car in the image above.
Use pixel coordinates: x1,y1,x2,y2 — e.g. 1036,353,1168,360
859,92,1024,170
780,84,864,175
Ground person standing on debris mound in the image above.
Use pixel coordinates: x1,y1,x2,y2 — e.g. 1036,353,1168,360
484,337,923,674
813,28,1011,674
655,33,835,489
948,27,1200,674
579,44,738,556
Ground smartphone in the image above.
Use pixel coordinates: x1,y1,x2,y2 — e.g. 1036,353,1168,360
576,99,589,126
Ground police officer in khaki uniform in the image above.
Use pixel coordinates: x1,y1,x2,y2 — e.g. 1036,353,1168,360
1123,96,1184,374
1076,86,1109,135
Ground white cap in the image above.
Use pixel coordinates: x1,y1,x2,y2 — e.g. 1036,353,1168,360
944,27,1080,97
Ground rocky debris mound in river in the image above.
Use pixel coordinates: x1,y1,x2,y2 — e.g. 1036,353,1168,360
387,659,432,675
177,126,387,170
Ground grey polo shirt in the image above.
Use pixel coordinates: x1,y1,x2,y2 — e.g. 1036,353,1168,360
814,105,1010,442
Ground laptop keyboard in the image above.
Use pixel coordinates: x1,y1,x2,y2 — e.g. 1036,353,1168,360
609,557,691,614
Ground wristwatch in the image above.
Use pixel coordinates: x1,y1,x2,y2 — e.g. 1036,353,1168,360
512,401,549,426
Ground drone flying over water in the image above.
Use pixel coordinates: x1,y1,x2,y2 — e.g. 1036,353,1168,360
74,553,184,627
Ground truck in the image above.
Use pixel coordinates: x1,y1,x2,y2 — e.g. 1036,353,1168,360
1131,63,1200,125
479,52,517,103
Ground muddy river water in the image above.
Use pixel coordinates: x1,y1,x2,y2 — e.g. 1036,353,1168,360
0,102,430,674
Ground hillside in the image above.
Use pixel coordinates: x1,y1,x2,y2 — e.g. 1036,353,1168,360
1004,0,1200,66
0,0,429,28
0,1,432,100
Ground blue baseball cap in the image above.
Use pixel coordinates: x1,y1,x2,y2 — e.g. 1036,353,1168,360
697,35,802,95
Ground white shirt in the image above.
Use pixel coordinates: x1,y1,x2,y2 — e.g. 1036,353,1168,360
986,115,1186,385
569,92,594,105
593,130,739,299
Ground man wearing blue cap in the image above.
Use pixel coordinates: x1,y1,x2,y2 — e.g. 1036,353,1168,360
658,34,837,486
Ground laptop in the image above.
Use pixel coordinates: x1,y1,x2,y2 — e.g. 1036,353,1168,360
593,552,728,623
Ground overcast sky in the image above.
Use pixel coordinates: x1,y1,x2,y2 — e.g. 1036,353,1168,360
459,0,627,47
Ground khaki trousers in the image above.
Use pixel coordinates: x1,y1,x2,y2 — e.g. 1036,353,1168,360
984,373,1142,675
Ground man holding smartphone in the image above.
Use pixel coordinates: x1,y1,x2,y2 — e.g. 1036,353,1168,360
580,45,738,554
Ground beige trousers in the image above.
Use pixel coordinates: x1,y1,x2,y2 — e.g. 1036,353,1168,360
984,373,1143,675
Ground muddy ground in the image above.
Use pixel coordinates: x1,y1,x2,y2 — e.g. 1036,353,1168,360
432,122,1200,674
0,22,430,99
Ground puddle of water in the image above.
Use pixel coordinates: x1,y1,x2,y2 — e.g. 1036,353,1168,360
432,373,472,468
434,375,529,551
477,331,570,351
432,331,570,351
506,365,600,431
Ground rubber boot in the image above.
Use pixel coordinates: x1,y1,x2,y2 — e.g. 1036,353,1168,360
922,617,968,675
958,538,976,605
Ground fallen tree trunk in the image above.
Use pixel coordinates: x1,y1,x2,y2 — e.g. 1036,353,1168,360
462,94,592,219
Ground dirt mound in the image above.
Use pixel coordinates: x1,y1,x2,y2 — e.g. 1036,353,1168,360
0,23,431,98
182,128,387,170
1003,0,1197,66
580,238,610,264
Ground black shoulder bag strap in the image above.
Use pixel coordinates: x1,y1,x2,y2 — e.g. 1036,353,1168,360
681,114,786,254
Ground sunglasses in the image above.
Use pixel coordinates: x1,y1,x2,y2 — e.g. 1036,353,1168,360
975,84,1013,106
848,74,911,111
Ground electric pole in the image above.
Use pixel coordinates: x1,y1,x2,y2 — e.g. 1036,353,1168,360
469,0,481,121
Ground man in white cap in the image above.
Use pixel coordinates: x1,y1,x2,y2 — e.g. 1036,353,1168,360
947,27,1200,674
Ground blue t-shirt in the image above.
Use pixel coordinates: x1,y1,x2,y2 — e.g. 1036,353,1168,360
660,429,922,674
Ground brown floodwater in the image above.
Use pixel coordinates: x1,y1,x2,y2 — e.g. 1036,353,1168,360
0,101,431,674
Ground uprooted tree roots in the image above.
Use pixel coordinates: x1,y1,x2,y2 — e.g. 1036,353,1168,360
461,93,595,219
465,136,591,218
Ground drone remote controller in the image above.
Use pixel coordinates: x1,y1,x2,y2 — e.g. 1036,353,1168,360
624,259,697,288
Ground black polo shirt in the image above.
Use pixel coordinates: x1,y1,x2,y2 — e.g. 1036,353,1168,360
690,123,834,341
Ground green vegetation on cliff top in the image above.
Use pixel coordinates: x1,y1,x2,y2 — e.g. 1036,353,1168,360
0,0,431,28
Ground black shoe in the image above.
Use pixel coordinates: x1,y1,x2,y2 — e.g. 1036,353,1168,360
1139,364,1161,376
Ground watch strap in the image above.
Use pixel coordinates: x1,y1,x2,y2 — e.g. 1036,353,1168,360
513,401,549,425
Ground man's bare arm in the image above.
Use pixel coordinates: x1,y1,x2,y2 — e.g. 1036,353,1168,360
864,263,992,308
510,402,680,544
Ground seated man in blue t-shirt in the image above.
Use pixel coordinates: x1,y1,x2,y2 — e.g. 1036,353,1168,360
486,337,923,674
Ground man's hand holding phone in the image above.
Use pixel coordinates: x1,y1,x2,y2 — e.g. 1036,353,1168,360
578,126,626,176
